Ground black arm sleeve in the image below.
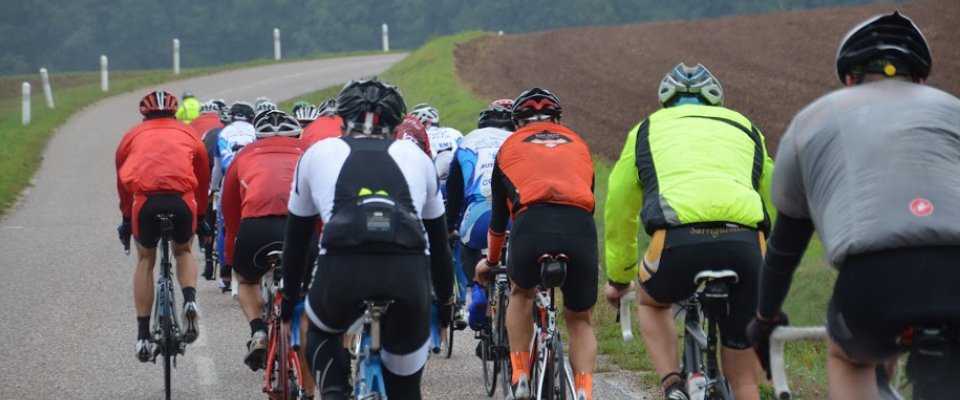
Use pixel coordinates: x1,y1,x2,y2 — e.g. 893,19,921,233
757,212,816,318
489,161,509,234
281,214,318,301
424,216,454,303
445,158,465,231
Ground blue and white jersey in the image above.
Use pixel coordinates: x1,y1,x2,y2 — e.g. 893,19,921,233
427,125,463,195
455,127,511,248
211,121,256,191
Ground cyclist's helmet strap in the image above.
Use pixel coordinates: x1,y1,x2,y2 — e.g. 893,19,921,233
836,11,931,84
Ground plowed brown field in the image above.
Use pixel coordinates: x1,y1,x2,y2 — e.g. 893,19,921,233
455,1,959,159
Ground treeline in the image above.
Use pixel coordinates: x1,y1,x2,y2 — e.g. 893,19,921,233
0,0,904,75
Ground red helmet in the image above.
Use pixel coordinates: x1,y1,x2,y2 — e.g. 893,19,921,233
394,115,432,157
139,90,179,117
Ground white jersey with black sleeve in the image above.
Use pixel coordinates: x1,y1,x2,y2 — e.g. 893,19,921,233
287,136,445,253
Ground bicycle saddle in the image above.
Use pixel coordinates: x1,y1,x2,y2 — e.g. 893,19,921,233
253,242,284,269
693,270,739,285
539,253,568,289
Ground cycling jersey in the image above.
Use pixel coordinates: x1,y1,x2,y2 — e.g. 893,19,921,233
115,117,210,219
300,115,342,146
487,121,594,263
427,125,463,194
604,104,774,284
202,127,223,170
211,121,256,191
176,97,202,124
221,136,305,264
189,113,223,141
773,80,960,266
446,127,511,249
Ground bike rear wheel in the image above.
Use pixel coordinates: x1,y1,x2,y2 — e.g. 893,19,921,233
481,326,498,396
553,334,570,400
162,300,174,400
496,290,512,396
445,304,456,359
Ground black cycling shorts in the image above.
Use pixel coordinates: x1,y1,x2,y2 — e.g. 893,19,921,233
135,193,195,248
507,204,598,313
639,224,763,349
232,216,285,282
828,246,960,364
306,253,431,354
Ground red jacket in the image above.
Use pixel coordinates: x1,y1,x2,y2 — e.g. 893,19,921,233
116,117,210,218
189,113,223,140
301,115,342,146
221,136,305,263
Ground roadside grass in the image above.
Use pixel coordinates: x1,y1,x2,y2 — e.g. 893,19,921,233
283,31,838,399
0,50,391,216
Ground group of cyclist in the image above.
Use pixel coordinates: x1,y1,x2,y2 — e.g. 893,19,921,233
113,10,960,400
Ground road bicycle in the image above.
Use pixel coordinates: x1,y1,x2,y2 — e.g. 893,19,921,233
771,324,959,400
477,264,511,397
522,253,575,399
620,269,739,400
151,214,187,400
348,300,394,399
429,274,466,358
259,248,306,400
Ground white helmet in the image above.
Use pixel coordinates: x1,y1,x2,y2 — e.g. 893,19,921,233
657,63,723,107
409,103,440,126
293,105,321,123
254,110,301,138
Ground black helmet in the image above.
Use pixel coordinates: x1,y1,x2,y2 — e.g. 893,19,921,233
478,101,515,130
511,87,561,126
836,11,931,84
182,90,195,99
336,78,406,135
228,101,255,122
318,98,338,117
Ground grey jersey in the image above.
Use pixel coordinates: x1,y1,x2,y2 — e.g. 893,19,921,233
773,80,960,266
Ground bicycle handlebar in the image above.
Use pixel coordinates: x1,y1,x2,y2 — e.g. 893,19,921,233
769,326,827,400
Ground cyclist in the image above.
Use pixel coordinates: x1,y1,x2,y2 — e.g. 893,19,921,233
474,88,597,400
603,63,773,400
211,101,258,291
116,90,210,361
747,12,960,399
255,99,279,121
200,103,231,279
189,100,225,141
395,115,432,157
293,105,321,129
291,100,312,115
176,90,202,124
301,98,342,146
446,100,514,336
281,78,455,399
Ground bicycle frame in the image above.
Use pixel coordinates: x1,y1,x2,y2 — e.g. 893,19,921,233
151,214,184,400
262,253,305,400
351,301,392,399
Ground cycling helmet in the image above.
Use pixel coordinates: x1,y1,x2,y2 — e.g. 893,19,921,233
182,90,195,99
255,96,273,107
409,103,440,126
228,101,255,122
210,98,227,110
218,107,231,124
478,102,515,130
291,100,312,114
255,100,278,116
336,77,406,135
139,90,178,117
658,63,724,107
836,11,931,84
200,100,221,115
318,98,337,117
254,110,302,138
511,87,562,125
293,105,321,124
395,115,431,156
491,98,514,109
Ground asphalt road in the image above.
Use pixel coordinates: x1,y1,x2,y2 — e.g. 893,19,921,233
0,53,649,399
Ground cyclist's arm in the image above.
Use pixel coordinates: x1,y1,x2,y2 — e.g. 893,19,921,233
191,135,211,215
604,122,646,285
757,129,777,229
486,160,509,264
282,155,320,307
445,153,465,231
175,105,186,122
115,133,134,218
221,160,242,264
757,212,814,319
425,216,454,303
210,151,224,193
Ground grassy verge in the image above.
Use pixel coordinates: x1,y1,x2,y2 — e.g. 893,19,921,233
0,50,393,216
283,31,837,399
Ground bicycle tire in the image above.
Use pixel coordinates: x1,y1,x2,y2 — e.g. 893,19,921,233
279,320,292,400
445,303,456,359
162,296,173,400
496,289,513,396
481,326,498,396
554,333,569,400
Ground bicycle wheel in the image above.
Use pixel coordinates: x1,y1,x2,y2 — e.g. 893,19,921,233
553,334,569,400
481,327,498,396
279,322,292,400
445,304,456,359
161,297,174,400
496,291,513,396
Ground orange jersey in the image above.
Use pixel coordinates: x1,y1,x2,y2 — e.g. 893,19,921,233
116,118,210,218
301,115,343,146
220,137,305,262
188,113,223,140
497,121,595,215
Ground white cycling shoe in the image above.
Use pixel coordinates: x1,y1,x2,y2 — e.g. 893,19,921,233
135,339,153,362
181,301,200,343
512,374,531,399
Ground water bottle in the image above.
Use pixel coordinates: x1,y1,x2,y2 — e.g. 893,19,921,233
686,371,707,400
